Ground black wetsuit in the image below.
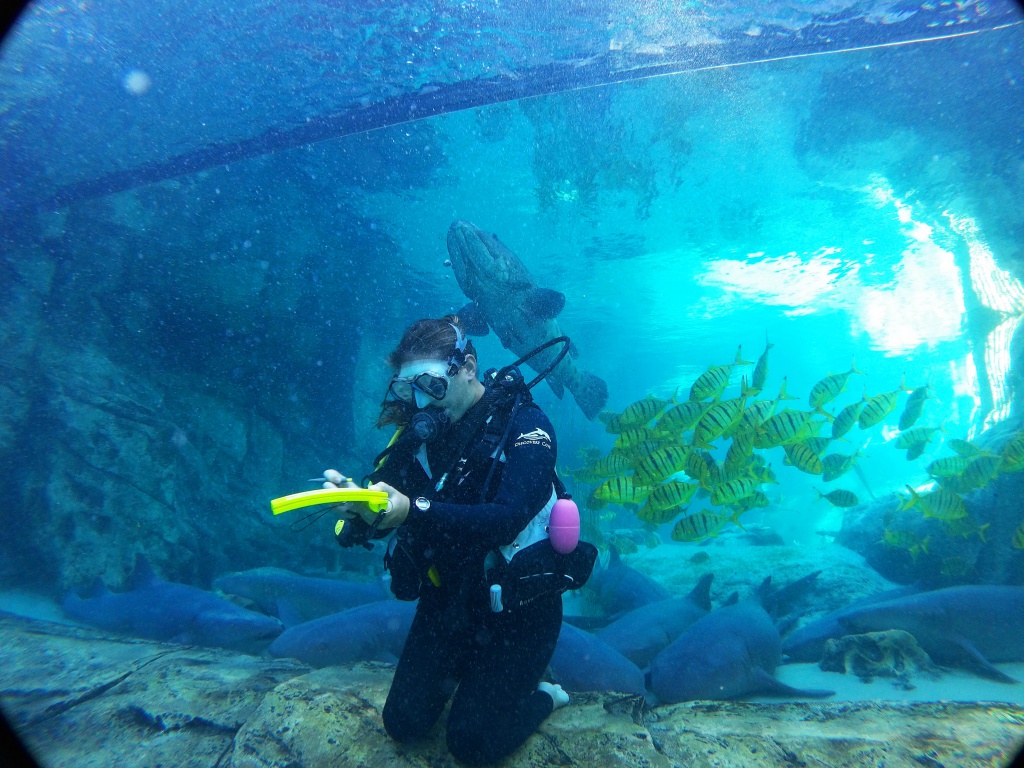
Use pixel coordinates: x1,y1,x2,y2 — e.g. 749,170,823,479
368,389,562,766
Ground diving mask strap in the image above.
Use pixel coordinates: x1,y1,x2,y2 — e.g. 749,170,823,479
447,322,468,375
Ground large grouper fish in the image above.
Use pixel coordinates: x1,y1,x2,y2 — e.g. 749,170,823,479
446,220,608,419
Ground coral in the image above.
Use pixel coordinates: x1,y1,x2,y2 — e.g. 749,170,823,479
820,630,939,690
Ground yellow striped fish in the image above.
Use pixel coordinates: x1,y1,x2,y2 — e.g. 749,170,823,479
809,359,864,408
858,376,911,430
783,442,824,475
801,436,833,456
898,384,934,430
1013,522,1024,550
733,379,796,435
943,516,990,542
814,488,859,507
821,449,863,482
684,449,712,484
725,431,756,471
948,439,987,458
749,332,773,396
881,528,925,551
635,445,692,485
636,501,687,526
593,476,652,504
572,452,634,481
671,510,743,542
926,455,972,478
1001,432,1024,471
754,408,824,449
614,426,669,451
643,480,700,512
729,490,770,513
615,394,674,430
689,346,753,402
612,439,671,464
831,395,867,440
906,442,928,462
693,395,747,449
900,485,967,521
710,476,761,506
958,454,1002,490
894,425,943,450
657,400,709,434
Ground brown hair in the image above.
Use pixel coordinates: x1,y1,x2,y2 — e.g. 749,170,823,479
376,315,478,428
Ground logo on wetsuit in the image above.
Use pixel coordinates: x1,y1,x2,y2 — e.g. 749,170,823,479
514,428,552,449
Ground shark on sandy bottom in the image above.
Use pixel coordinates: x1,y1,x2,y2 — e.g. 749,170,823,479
781,586,922,663
212,567,389,628
548,622,645,695
649,578,835,705
445,220,609,420
268,600,417,667
837,585,1024,683
62,555,284,653
596,573,713,669
587,545,672,619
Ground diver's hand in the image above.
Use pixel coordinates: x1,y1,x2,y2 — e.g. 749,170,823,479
320,469,361,519
368,482,409,529
322,469,358,489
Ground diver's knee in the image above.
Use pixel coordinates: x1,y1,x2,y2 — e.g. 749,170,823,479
446,725,499,767
382,697,431,743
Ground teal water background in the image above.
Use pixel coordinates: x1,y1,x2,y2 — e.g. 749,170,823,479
0,0,1022,621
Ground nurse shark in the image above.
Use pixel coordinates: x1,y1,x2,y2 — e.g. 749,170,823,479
596,573,713,669
62,555,283,653
213,567,389,627
549,622,645,695
268,600,416,667
650,578,834,704
838,585,1024,682
446,220,608,420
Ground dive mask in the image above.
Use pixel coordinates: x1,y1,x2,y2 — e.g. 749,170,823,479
388,360,453,409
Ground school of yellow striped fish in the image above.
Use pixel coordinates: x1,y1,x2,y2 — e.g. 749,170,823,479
567,334,1024,554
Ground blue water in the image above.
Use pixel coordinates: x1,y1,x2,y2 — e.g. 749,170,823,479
1,0,1024,762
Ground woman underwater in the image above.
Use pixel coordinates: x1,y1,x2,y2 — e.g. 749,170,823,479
323,315,594,765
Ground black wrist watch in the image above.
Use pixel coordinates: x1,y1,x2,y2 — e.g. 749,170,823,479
414,497,431,512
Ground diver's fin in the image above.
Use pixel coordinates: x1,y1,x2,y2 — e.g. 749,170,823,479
456,302,491,335
525,288,565,320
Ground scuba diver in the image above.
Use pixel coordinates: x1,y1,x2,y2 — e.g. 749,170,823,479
322,315,595,766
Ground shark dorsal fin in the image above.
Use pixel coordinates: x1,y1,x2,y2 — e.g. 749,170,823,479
687,573,714,612
127,554,160,591
84,577,109,599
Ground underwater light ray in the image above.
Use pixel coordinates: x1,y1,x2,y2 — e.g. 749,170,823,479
8,14,1022,213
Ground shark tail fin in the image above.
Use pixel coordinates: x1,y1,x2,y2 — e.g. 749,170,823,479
573,370,610,420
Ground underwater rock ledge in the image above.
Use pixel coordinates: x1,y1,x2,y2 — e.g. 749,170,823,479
2,612,1023,768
